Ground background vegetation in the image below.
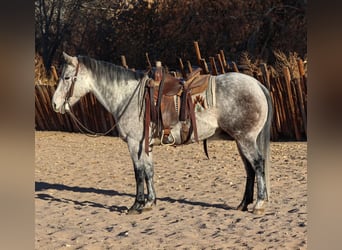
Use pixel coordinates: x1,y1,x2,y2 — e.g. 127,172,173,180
35,0,306,80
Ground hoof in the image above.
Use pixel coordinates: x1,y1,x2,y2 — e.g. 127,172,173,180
236,205,247,211
127,201,144,215
144,200,156,209
252,200,266,215
236,202,249,211
127,206,154,215
126,200,156,215
252,208,265,215
127,208,143,215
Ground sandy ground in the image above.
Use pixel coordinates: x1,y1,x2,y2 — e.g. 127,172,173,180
35,131,307,249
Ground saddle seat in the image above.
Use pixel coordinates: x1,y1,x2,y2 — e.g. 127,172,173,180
156,68,208,97
144,67,211,155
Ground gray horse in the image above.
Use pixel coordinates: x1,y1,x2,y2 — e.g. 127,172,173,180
52,52,273,215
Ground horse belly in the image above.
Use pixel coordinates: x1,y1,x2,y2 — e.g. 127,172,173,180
168,108,218,144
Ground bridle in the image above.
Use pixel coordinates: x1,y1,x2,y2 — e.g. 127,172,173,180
63,60,118,137
62,60,149,137
64,61,80,103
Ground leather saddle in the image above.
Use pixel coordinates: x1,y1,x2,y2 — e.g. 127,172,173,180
144,66,211,155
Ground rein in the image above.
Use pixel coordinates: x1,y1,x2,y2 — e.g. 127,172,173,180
65,62,79,101
64,61,117,137
65,103,118,137
63,63,149,137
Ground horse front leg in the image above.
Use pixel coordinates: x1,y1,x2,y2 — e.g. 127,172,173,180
127,162,146,214
144,163,157,210
127,138,156,214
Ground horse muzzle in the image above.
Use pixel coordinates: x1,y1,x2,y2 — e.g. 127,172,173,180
52,101,68,114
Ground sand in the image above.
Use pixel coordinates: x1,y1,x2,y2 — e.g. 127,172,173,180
35,131,307,249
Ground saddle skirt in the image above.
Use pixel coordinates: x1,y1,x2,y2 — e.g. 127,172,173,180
143,68,216,155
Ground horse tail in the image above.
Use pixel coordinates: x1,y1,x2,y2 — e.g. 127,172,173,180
257,83,273,201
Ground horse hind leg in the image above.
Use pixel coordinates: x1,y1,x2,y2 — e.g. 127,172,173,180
236,145,255,211
236,138,268,215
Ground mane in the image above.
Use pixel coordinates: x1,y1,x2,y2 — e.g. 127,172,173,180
77,55,143,84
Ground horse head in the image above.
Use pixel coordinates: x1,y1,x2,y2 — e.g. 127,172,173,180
52,52,90,114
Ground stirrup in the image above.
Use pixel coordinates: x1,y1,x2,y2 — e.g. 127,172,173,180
160,130,175,146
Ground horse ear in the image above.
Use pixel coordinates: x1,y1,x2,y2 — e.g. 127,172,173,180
62,51,78,66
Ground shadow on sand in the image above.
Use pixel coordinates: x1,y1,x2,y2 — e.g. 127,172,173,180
35,181,233,213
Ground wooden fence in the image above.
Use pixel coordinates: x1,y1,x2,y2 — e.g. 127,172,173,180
35,84,118,136
35,43,307,141
35,62,306,141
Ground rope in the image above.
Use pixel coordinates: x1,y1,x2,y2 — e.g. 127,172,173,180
65,103,117,137
64,75,150,138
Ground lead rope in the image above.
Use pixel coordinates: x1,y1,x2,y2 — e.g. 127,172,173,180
64,75,149,138
65,102,118,137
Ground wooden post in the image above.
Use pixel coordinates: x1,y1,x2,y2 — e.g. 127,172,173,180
219,50,228,69
187,60,193,74
274,78,286,136
294,78,307,137
231,61,239,72
93,94,109,133
193,41,202,66
50,65,59,82
259,63,271,90
297,58,305,77
89,94,101,132
283,66,301,140
200,58,210,74
121,55,128,69
36,85,54,130
178,57,187,78
275,76,287,136
296,58,307,137
145,52,152,70
49,85,68,130
209,57,218,75
297,58,307,96
35,85,49,130
216,53,225,74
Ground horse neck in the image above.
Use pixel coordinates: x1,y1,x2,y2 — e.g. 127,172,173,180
89,68,144,119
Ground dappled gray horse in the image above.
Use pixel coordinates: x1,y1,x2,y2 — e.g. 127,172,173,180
52,52,273,215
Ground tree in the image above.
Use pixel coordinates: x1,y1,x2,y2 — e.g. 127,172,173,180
35,0,84,75
35,0,307,74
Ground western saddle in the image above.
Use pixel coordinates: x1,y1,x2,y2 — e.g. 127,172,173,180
144,62,211,155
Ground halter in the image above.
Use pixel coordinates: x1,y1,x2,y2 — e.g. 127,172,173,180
63,63,149,137
64,60,80,103
62,59,116,137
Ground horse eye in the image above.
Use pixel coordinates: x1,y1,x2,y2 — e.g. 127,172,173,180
64,76,70,80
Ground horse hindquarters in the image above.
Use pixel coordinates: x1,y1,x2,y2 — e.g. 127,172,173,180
215,73,271,214
236,84,272,214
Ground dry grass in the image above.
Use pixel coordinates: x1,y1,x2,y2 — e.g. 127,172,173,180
273,50,301,79
35,53,57,85
239,52,260,76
